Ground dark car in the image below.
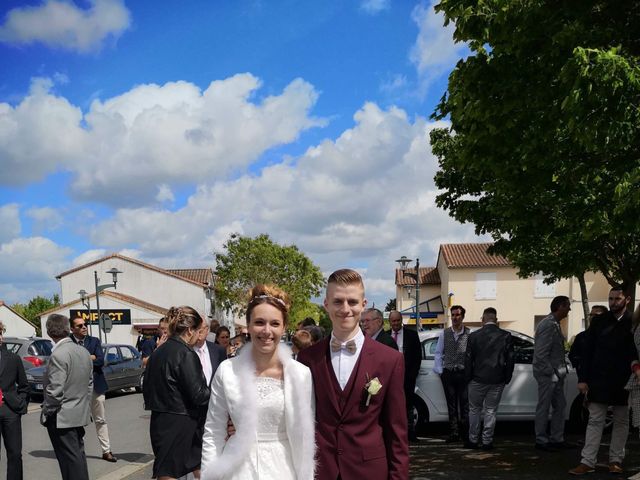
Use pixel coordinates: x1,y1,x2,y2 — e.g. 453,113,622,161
26,343,145,396
3,336,53,371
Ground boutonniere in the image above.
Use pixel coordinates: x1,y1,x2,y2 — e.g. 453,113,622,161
364,373,382,406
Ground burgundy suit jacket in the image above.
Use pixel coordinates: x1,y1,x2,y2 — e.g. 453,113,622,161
298,336,409,480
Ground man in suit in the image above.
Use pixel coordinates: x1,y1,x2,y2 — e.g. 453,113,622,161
0,322,29,480
194,318,227,386
464,307,514,450
389,310,423,443
569,286,639,475
533,295,571,452
361,308,398,350
298,269,408,480
433,305,471,443
69,316,117,462
42,314,93,480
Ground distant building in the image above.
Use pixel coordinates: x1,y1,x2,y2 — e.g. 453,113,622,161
38,253,226,346
396,243,638,339
0,301,37,337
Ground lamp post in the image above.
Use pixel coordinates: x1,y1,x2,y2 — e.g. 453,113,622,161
77,289,93,337
395,256,422,331
94,268,123,343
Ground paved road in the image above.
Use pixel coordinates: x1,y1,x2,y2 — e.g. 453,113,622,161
0,391,153,480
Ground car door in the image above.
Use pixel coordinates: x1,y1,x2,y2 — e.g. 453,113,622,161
416,335,449,417
498,334,538,417
118,345,139,389
103,345,124,391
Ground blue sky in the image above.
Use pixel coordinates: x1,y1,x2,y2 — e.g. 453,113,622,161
0,0,481,307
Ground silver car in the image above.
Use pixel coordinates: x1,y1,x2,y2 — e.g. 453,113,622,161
412,328,582,433
3,336,53,371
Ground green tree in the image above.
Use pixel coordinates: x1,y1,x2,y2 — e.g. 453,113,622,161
430,0,640,306
12,294,60,336
385,298,396,312
214,234,325,327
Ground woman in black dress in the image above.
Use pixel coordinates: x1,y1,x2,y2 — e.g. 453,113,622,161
143,306,210,480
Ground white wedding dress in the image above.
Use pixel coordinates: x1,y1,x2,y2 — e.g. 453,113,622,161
229,377,297,479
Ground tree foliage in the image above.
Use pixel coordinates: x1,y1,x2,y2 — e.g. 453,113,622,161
11,294,60,336
431,0,640,300
385,298,397,312
214,234,325,326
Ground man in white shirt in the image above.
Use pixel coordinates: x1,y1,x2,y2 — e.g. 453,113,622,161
433,305,471,443
298,269,408,480
194,319,226,386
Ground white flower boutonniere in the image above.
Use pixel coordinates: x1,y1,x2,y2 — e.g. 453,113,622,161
364,374,383,406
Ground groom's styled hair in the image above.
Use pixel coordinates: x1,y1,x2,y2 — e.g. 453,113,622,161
327,268,364,289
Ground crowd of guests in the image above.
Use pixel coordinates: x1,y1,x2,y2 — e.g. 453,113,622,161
5,279,640,479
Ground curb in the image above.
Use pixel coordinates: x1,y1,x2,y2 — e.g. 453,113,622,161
96,457,154,480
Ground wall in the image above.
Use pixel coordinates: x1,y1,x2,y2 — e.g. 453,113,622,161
0,306,36,337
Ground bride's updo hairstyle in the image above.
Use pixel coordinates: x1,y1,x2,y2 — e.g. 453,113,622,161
166,305,203,336
245,284,291,326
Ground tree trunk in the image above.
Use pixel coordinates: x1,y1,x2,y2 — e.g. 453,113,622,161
578,273,590,329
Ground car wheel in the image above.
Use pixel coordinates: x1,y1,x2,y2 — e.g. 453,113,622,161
135,373,143,393
412,394,429,435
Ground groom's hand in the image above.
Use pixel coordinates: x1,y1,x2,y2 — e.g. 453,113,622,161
225,417,236,440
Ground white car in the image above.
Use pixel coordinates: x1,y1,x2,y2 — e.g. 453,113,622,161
412,328,584,433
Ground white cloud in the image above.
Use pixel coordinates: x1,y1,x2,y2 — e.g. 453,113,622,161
155,184,175,203
87,102,484,306
72,249,107,266
0,75,325,205
0,203,21,243
0,0,131,53
0,236,71,284
360,0,390,15
26,206,64,232
409,2,468,96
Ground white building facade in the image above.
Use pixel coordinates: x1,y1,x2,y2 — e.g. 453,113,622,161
0,301,37,337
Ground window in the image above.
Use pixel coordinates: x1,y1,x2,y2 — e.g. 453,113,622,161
105,346,121,364
121,346,134,361
422,338,439,360
534,273,556,298
475,272,497,300
4,342,20,354
512,335,534,364
29,340,52,356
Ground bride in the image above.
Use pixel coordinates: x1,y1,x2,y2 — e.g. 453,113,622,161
200,285,316,480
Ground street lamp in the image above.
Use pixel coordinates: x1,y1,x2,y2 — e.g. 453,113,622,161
395,256,422,331
77,289,93,336
94,268,123,343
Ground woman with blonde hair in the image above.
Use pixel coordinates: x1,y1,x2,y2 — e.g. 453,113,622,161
201,285,315,480
143,306,210,480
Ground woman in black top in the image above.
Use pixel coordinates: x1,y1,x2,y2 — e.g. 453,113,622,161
143,306,210,480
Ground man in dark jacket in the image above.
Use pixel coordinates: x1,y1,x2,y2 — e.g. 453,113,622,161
569,287,639,475
69,316,117,462
464,307,514,450
0,322,29,480
362,308,398,350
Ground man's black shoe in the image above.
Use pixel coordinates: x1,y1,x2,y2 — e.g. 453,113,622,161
535,442,558,452
481,442,494,450
463,441,479,449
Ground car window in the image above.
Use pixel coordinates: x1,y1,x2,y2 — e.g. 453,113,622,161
512,335,534,364
121,346,134,361
29,340,53,356
422,338,438,360
106,346,121,364
4,342,21,354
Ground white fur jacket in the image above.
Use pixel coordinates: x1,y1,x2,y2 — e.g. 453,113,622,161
200,343,316,480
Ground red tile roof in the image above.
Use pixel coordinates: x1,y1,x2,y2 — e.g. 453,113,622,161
166,269,213,285
438,243,510,269
56,253,212,287
395,267,441,286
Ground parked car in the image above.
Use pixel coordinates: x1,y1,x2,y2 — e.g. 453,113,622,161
26,343,145,396
412,328,582,434
3,336,53,371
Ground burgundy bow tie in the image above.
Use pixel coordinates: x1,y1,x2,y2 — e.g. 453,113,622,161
330,338,356,354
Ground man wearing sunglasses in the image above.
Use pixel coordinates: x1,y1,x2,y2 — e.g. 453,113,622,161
70,317,118,463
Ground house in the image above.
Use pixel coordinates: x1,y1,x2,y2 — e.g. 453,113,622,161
0,301,37,337
396,243,633,339
39,253,220,346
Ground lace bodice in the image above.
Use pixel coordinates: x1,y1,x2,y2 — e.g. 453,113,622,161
255,377,286,438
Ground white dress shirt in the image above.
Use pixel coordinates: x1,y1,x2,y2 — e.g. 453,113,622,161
195,342,213,384
330,329,365,390
391,328,404,353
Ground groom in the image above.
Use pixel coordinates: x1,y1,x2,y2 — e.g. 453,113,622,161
298,269,408,479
